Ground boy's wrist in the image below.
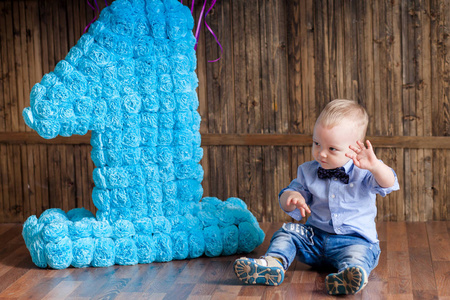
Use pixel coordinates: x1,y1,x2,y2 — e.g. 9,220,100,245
368,160,396,188
367,160,384,173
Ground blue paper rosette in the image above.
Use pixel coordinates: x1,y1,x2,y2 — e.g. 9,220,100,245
21,0,264,269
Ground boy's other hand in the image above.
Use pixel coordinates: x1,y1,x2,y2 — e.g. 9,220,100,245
281,191,311,217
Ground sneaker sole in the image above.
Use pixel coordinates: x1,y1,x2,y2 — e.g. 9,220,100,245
233,258,284,286
325,266,367,295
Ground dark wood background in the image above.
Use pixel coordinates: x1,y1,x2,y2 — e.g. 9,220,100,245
0,0,449,223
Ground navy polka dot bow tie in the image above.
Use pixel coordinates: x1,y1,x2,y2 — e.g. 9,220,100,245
317,167,349,184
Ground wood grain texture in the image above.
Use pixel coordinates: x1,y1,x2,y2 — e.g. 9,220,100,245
0,0,450,222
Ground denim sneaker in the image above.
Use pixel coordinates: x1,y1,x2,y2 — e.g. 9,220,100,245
233,256,285,286
325,265,368,295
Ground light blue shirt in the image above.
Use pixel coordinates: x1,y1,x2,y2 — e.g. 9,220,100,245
279,159,400,244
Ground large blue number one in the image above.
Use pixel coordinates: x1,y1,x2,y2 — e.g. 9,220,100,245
21,0,264,269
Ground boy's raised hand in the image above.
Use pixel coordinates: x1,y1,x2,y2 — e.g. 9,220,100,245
347,139,396,188
346,140,379,171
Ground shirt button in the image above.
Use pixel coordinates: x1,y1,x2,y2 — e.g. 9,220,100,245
349,183,354,187
334,178,338,181
333,214,338,218
331,194,336,198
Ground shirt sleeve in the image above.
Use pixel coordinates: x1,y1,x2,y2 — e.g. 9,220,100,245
278,165,312,220
367,167,400,196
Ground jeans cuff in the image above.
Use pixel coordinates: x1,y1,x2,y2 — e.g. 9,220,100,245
264,255,288,271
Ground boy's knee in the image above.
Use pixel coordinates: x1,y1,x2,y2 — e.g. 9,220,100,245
336,244,380,274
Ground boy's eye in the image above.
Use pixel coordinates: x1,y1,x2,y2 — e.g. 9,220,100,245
329,147,336,151
313,141,319,146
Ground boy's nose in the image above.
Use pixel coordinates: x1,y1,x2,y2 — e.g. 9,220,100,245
319,150,327,158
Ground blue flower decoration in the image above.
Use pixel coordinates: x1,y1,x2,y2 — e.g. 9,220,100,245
21,0,264,269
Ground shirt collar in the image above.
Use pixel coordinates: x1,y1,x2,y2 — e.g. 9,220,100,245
342,159,354,173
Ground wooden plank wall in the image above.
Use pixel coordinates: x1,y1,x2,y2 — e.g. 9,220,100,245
0,0,449,223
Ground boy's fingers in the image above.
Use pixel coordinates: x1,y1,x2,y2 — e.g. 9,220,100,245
358,140,368,149
301,203,311,214
366,140,373,149
305,206,311,214
286,197,293,206
287,197,300,207
348,145,359,154
300,208,306,217
345,152,355,159
287,196,309,213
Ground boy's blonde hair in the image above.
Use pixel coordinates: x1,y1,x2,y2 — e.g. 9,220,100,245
315,99,369,141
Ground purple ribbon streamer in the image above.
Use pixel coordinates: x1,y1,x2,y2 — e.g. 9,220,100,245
189,0,222,62
203,0,222,62
194,0,207,51
83,0,108,33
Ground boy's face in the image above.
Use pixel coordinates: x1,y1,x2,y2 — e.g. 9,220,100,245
312,121,360,169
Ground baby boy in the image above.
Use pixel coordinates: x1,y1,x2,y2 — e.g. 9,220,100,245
234,99,399,295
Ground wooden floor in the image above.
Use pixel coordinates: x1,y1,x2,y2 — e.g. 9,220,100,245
0,222,449,300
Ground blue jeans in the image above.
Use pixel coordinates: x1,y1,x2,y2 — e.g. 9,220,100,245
265,223,381,275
